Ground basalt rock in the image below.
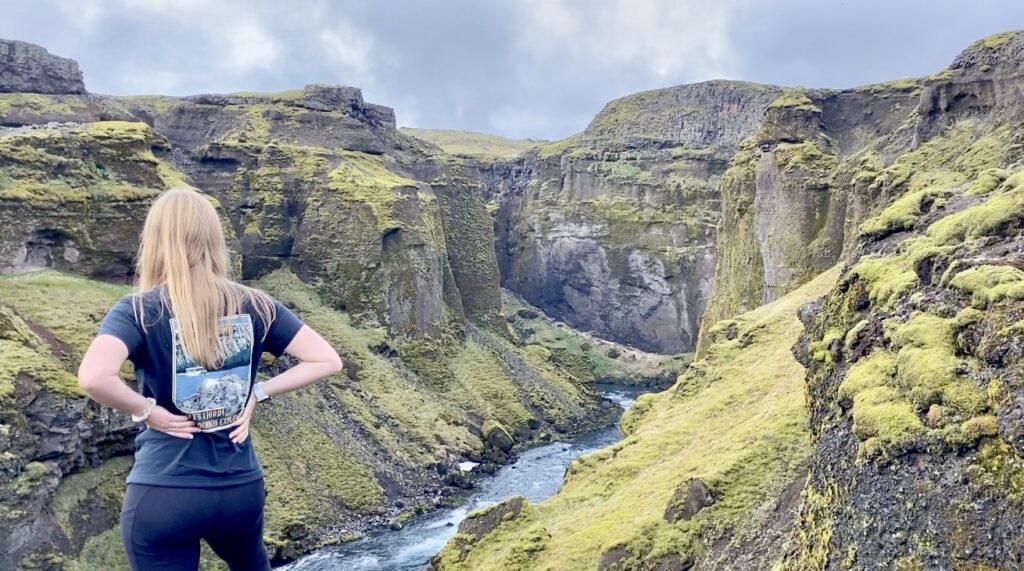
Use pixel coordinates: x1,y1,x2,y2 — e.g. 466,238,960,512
0,39,85,94
435,30,1024,571
485,81,785,354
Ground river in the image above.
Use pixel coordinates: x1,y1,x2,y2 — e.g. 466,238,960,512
282,383,648,571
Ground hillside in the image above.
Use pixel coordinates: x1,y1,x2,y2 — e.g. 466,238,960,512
2,26,1024,571
436,29,1024,569
400,128,546,158
0,42,618,569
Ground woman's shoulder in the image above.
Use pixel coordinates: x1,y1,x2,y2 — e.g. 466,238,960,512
121,287,169,322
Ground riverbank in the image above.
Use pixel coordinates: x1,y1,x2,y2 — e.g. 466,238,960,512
282,385,649,570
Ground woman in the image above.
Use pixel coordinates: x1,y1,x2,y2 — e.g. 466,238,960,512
77,188,344,570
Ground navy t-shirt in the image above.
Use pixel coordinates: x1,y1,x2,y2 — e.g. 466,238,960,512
98,288,304,488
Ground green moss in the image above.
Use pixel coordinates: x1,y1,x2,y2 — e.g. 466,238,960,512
839,351,896,401
0,93,89,116
927,171,1024,247
965,168,1007,195
774,142,838,176
117,95,182,114
400,128,545,158
435,266,842,570
502,293,684,385
869,124,1012,200
888,313,965,409
855,78,923,96
768,91,822,113
77,526,229,571
850,387,925,449
964,439,1024,501
0,120,183,207
949,265,1024,308
534,134,591,160
851,255,918,307
227,89,305,100
859,186,952,237
327,150,422,231
8,461,52,495
0,338,78,398
0,271,130,369
51,457,132,539
979,31,1018,49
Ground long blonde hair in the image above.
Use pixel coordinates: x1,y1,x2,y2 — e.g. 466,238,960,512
135,188,276,369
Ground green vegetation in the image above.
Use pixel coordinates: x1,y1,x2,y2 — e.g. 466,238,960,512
949,265,1024,308
854,78,923,96
978,30,1019,50
400,128,546,158
0,121,186,207
0,271,129,365
768,90,821,113
436,266,841,570
837,309,992,460
0,271,130,399
858,186,952,237
327,150,423,231
251,269,599,550
0,93,89,117
503,292,687,386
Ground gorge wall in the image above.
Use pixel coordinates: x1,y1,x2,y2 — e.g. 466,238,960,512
0,40,639,570
3,26,1024,571
436,30,1024,570
480,82,784,354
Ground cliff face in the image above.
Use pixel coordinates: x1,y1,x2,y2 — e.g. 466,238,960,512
0,42,615,570
438,30,1024,570
788,31,1024,569
0,39,85,95
697,84,922,352
484,81,784,354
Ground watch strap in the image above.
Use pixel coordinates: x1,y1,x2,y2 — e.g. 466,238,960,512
253,382,270,403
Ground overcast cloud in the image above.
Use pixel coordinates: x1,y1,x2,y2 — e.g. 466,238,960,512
1,0,1021,139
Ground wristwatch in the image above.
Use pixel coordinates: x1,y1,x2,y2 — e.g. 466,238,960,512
253,382,271,403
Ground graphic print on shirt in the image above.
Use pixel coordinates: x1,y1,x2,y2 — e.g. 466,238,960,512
170,314,253,432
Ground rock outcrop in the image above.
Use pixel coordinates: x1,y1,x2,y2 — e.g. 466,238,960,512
482,81,784,354
0,39,85,94
438,30,1024,570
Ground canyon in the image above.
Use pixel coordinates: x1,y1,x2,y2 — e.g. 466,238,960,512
1,29,1023,571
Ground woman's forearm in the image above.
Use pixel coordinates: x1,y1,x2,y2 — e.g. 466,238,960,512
262,359,342,397
81,374,152,416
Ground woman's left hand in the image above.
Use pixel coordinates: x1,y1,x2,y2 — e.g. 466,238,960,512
228,394,256,444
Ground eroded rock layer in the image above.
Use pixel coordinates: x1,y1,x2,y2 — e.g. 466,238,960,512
484,81,784,354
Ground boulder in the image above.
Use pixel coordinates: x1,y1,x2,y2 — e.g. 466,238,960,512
663,477,715,523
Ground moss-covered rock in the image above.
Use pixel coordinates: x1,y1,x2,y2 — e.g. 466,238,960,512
487,81,786,354
435,267,840,570
0,120,191,279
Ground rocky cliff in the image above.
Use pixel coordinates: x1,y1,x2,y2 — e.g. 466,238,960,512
480,81,784,354
436,30,1024,570
0,41,618,570
0,39,85,95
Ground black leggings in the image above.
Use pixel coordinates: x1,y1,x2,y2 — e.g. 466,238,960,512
120,479,271,571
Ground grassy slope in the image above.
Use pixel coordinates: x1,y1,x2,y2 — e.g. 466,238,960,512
0,268,604,566
400,128,546,158
436,266,841,570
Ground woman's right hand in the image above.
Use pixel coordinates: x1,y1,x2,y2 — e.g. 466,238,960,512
145,406,201,439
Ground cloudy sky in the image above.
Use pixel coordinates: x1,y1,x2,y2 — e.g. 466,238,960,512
2,1,1021,139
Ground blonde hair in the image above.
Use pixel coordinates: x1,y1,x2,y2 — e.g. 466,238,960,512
135,188,275,369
